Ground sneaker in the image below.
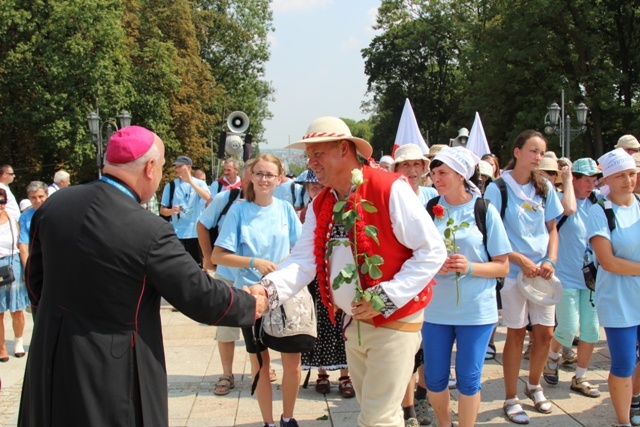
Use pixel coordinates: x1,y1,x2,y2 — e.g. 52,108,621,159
405,418,420,427
631,394,640,426
561,347,577,365
415,399,432,425
279,415,299,427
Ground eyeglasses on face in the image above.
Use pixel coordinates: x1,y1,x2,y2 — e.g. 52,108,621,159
0,199,7,204
3,172,15,176
252,172,278,182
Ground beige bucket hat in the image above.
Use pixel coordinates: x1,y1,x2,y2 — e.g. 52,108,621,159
391,144,430,172
517,271,563,306
286,116,373,159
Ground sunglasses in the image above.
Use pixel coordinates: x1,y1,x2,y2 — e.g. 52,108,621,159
0,199,7,204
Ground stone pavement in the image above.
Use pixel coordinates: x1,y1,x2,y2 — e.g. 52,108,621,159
1,301,617,426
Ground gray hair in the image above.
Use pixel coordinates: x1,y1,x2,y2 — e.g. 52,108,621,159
224,159,240,171
53,170,70,184
26,181,48,195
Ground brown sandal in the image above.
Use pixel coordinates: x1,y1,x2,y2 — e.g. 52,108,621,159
315,374,331,394
338,376,355,398
213,374,235,396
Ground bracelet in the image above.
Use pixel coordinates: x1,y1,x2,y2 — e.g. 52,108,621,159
544,258,556,268
249,257,255,269
466,262,473,276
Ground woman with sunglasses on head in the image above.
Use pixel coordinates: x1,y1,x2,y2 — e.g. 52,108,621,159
212,154,303,427
588,149,640,427
0,188,29,362
484,130,563,424
424,147,511,427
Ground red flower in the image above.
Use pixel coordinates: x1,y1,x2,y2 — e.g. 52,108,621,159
433,204,445,219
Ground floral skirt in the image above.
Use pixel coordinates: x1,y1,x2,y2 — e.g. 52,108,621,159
0,254,29,313
301,279,348,370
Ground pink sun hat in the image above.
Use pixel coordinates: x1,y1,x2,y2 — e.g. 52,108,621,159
106,125,156,164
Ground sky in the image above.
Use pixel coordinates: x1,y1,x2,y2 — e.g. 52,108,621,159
262,0,380,149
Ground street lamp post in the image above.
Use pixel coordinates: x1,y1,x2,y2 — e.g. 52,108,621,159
87,108,132,177
544,90,588,159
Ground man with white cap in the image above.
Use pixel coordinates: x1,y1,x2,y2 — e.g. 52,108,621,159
18,126,265,427
615,134,640,156
251,117,446,426
588,148,640,427
378,155,394,171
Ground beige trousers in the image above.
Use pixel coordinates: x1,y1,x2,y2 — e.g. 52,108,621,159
345,311,422,427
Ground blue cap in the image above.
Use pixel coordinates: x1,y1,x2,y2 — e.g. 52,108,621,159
572,158,600,176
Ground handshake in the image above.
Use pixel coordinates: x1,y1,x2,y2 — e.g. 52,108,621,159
243,282,270,320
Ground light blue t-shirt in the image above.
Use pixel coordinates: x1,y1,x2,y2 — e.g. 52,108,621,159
198,190,241,283
215,198,302,288
485,178,563,279
424,195,512,325
273,179,304,209
18,208,36,245
556,192,599,290
418,186,438,208
161,178,209,239
587,198,640,328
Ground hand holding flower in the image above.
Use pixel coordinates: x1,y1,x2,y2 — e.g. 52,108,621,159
351,299,378,320
446,253,471,275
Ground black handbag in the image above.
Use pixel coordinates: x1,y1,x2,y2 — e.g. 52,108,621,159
0,216,16,286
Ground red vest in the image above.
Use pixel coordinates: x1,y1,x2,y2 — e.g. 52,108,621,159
313,166,433,327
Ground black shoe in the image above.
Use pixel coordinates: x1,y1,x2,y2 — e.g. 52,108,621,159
280,415,299,427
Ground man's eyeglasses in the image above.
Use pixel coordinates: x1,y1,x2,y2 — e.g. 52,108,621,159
253,172,278,182
3,172,15,176
0,199,7,204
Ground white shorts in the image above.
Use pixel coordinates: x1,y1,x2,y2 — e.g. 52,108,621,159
499,277,555,329
215,326,241,342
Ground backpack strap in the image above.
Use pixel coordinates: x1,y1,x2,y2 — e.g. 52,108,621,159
597,198,616,232
290,181,297,206
474,198,490,260
215,189,241,229
168,180,175,208
494,177,507,219
558,191,599,232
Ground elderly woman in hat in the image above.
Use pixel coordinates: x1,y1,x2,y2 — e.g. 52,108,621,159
424,146,511,427
588,148,640,427
391,144,437,207
484,130,563,424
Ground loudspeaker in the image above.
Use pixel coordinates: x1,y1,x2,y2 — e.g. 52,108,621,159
243,133,253,162
225,134,244,156
227,111,250,134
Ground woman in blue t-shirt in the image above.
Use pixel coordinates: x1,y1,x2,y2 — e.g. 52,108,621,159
484,130,563,425
588,148,640,427
212,154,302,427
424,147,511,427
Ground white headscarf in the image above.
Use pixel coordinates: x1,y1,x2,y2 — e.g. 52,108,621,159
598,148,636,178
433,146,482,196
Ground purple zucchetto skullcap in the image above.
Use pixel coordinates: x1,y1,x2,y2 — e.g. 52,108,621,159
106,126,156,164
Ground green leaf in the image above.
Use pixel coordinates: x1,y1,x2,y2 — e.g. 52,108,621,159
460,222,470,228
333,200,347,213
444,228,452,239
370,294,385,311
368,264,383,280
360,261,370,274
332,274,344,290
369,254,384,265
361,200,378,213
447,217,454,226
364,225,379,245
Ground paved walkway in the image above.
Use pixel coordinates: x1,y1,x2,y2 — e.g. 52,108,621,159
1,302,617,426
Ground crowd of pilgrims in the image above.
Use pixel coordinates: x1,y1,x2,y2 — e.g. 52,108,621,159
3,130,640,427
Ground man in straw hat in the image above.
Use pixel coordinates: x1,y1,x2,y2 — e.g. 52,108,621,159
615,134,640,155
251,116,446,426
18,126,266,427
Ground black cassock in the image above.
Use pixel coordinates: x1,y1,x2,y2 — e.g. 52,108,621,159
18,176,256,426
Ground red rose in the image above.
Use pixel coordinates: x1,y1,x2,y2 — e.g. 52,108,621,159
433,204,445,219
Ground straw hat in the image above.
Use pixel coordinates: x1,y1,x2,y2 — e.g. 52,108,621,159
615,134,640,150
538,157,559,172
427,144,447,159
516,271,563,306
286,116,373,159
632,153,640,172
391,144,430,172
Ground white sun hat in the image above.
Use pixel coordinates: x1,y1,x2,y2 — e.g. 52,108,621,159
516,271,563,306
391,144,430,172
286,116,373,159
